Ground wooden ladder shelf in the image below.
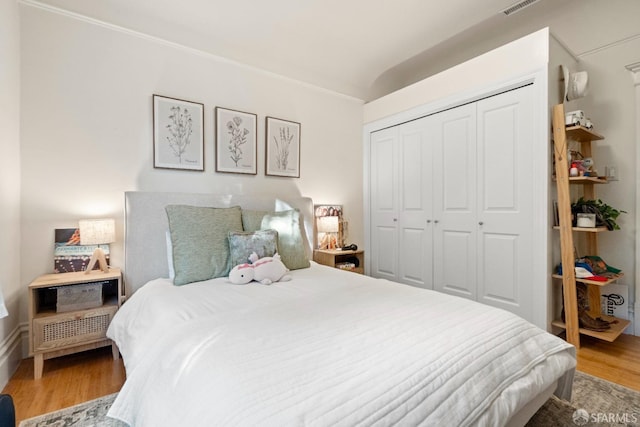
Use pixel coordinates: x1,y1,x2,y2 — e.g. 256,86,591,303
551,103,630,348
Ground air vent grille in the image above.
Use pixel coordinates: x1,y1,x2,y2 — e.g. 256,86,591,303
502,0,540,16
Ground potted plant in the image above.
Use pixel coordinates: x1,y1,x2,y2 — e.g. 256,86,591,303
571,197,626,230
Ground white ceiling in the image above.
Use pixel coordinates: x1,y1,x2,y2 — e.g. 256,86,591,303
28,0,640,101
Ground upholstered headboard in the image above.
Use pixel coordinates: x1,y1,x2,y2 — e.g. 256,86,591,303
124,191,314,296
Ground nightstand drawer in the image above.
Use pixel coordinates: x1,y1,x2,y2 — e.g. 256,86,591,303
33,305,117,352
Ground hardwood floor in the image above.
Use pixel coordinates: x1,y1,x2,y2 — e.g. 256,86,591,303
3,334,639,424
2,347,125,424
575,333,640,392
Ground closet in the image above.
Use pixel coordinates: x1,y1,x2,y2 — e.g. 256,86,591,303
369,85,536,322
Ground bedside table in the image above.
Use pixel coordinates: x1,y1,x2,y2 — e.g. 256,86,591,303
28,268,123,379
313,249,364,274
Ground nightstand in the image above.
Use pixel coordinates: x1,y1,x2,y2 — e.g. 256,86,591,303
313,249,364,274
28,268,123,379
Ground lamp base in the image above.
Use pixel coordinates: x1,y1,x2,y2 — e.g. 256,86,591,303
84,247,110,274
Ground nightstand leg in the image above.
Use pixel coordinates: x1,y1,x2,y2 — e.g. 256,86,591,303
111,342,119,360
34,353,43,379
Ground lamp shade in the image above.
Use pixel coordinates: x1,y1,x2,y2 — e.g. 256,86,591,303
79,218,116,245
317,216,339,233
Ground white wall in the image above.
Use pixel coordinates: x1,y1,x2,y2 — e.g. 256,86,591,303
0,0,25,386
577,38,640,333
363,29,550,125
19,5,364,329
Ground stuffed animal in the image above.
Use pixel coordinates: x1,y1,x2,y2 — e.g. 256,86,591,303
228,252,292,285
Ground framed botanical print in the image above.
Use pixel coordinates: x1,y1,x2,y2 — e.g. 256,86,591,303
153,95,204,171
215,107,257,174
265,116,300,178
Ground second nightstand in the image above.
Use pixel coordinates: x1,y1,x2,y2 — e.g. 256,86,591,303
28,268,123,379
313,249,364,274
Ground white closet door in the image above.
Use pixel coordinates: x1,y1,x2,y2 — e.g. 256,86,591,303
476,85,534,320
370,127,399,281
398,117,433,289
432,104,477,299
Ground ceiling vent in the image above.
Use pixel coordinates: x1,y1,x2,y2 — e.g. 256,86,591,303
502,0,540,16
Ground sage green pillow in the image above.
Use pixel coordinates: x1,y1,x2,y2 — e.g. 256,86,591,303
166,205,243,285
260,209,310,270
228,229,278,267
241,210,268,232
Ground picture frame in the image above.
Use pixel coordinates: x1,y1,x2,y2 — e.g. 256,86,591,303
153,94,204,171
265,116,301,178
215,107,257,174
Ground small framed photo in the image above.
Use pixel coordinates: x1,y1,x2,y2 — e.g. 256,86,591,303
265,116,300,178
153,95,204,171
215,107,257,174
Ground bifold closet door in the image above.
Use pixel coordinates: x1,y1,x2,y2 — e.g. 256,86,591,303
432,103,478,299
397,118,433,289
370,126,399,282
475,85,534,320
370,118,433,288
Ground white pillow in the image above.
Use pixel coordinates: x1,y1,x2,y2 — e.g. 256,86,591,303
166,230,175,279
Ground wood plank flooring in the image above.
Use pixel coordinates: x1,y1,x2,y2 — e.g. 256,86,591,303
3,334,639,424
2,347,125,424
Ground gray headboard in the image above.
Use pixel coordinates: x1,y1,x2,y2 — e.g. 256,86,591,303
124,191,314,296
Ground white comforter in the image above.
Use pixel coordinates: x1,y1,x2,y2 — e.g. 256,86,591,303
107,263,575,426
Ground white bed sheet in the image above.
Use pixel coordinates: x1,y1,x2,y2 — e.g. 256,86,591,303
107,263,575,426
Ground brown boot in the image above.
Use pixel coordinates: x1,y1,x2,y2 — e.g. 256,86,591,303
578,309,611,331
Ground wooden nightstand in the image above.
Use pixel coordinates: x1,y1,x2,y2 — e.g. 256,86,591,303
313,249,364,274
28,268,123,379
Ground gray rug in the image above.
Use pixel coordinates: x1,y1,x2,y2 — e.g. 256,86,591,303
527,371,640,427
19,371,640,426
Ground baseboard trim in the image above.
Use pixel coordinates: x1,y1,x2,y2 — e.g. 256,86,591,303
0,322,27,389
633,302,639,336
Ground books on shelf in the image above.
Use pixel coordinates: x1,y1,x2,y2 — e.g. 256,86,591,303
54,228,110,273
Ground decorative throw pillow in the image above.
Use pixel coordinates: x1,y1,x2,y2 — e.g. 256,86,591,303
241,210,268,232
260,209,310,270
165,205,243,285
228,229,278,267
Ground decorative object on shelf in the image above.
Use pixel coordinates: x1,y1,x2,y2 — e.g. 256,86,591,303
54,228,110,273
576,213,596,228
265,116,301,177
561,65,589,101
153,94,204,171
79,218,116,273
571,197,626,230
215,107,257,175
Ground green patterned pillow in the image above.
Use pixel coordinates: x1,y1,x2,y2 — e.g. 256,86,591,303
166,205,243,285
228,229,278,267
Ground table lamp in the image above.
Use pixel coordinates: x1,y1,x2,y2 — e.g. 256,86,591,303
317,216,339,250
79,218,115,274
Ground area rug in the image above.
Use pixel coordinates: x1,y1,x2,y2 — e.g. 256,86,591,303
527,371,639,427
19,371,640,427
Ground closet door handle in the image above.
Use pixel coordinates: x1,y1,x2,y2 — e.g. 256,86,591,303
393,218,398,222
478,221,484,226
427,220,431,224
434,220,439,224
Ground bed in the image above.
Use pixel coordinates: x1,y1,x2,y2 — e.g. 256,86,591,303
106,191,576,426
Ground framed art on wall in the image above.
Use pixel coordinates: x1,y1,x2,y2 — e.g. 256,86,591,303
215,107,257,174
265,116,300,178
153,94,204,171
